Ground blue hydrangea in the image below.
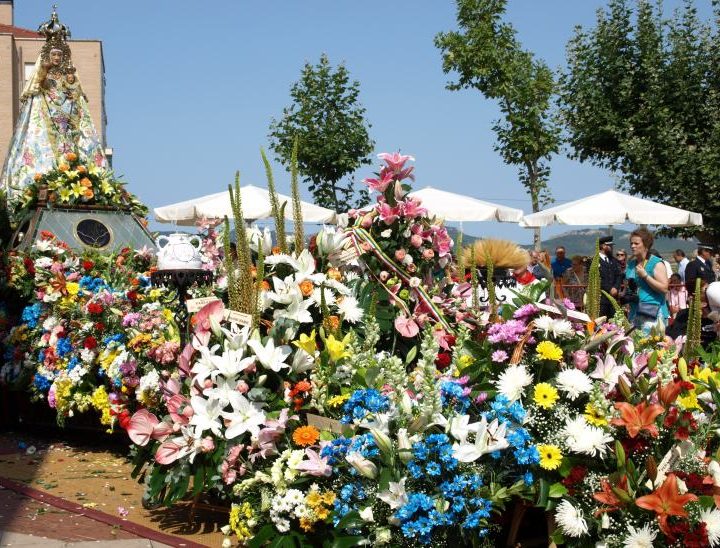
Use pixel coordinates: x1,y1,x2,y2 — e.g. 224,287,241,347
21,303,42,329
79,276,108,292
341,389,390,424
439,380,471,413
56,337,72,357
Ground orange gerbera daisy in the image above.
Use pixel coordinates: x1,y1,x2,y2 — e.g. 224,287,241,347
292,425,320,447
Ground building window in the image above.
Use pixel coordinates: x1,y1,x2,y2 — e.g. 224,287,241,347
75,219,112,248
24,62,36,85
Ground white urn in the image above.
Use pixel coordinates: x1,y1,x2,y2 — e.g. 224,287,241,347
156,233,203,270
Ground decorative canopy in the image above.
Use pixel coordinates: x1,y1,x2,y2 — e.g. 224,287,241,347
154,185,337,225
519,190,703,228
407,186,524,223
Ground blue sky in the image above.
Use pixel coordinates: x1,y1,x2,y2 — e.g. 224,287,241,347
14,1,716,244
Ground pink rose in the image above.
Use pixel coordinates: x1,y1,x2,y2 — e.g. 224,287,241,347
407,264,417,273
200,437,215,453
572,350,589,371
410,234,423,248
422,248,435,260
237,380,249,394
379,271,390,282
395,249,407,262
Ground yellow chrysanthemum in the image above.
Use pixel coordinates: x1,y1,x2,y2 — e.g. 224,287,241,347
538,444,563,470
536,341,563,362
66,282,80,296
584,403,608,426
533,383,559,409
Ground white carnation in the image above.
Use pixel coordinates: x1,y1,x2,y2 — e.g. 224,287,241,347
494,364,533,402
556,369,593,400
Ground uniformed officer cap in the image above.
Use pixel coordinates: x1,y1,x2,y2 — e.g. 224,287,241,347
599,236,613,246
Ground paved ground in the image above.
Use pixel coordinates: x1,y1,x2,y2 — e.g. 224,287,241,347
0,531,172,547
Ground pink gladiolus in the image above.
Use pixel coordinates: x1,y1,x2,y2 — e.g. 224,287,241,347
127,409,160,446
363,171,395,192
295,448,332,477
155,441,185,465
191,300,224,346
395,315,420,338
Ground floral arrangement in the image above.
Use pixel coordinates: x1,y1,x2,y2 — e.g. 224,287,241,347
16,151,148,220
0,230,178,428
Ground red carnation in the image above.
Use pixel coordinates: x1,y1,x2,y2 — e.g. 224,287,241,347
435,352,451,370
126,290,139,303
117,410,131,430
87,302,103,315
23,257,35,275
94,322,105,332
83,336,97,350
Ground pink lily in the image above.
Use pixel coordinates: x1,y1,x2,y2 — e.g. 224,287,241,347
295,448,332,477
378,152,415,180
377,201,400,225
400,197,427,218
363,171,395,193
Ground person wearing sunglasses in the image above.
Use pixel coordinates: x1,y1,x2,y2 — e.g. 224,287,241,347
615,249,627,270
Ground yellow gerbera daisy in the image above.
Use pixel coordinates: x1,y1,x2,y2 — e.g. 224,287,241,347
533,383,559,409
538,444,563,470
584,403,608,426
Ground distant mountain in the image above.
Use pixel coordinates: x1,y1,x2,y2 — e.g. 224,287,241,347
528,228,697,258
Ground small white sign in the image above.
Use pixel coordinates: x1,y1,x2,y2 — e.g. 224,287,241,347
186,297,221,313
224,309,253,326
306,413,348,435
535,302,592,323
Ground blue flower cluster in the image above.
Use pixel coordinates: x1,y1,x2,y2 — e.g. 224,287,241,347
485,396,539,470
103,333,125,345
395,493,444,544
439,380,471,413
33,373,52,391
79,276,108,292
341,389,390,424
56,337,72,357
320,433,378,471
406,433,457,480
438,474,492,531
21,303,42,329
333,482,367,526
67,357,80,371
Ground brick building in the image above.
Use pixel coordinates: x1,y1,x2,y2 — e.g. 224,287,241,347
0,0,109,169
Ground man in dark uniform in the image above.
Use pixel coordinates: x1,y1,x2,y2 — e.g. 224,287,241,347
598,236,624,318
685,243,716,293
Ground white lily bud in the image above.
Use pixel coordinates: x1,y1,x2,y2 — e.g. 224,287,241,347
397,428,413,464
370,428,393,457
345,451,378,479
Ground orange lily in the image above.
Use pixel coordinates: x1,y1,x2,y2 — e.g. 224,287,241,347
658,381,682,407
635,473,698,535
593,475,628,515
611,401,664,438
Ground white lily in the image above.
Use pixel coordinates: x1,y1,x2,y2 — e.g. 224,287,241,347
291,348,316,373
223,392,266,439
274,296,313,324
248,338,291,372
448,414,481,442
203,376,239,408
189,395,223,438
221,323,251,350
452,416,509,462
378,477,409,509
210,346,255,379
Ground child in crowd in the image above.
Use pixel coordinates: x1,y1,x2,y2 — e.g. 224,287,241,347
668,273,688,321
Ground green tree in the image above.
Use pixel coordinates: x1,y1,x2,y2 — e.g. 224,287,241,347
560,0,720,241
435,0,561,249
269,54,374,211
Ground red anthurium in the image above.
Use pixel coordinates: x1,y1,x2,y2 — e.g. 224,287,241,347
635,473,698,535
611,401,664,438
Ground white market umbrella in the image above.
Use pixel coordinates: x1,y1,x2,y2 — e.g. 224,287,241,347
154,184,337,226
408,186,524,222
519,190,703,228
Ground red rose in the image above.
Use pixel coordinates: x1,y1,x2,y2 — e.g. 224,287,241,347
82,260,94,271
87,303,103,315
83,336,97,350
435,352,451,370
94,322,105,332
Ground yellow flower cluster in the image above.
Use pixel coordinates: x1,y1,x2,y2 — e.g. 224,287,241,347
128,333,152,350
229,502,255,542
300,489,336,532
327,394,350,407
536,340,563,362
90,386,113,428
53,378,74,415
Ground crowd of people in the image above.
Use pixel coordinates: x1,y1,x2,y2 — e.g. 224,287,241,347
513,231,720,338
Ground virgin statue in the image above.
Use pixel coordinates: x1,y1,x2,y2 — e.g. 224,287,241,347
0,7,107,210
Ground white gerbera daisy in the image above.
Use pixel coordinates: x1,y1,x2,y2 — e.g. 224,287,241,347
494,364,533,402
563,416,613,457
555,499,588,538
701,507,720,546
337,296,363,323
622,524,657,548
556,369,593,400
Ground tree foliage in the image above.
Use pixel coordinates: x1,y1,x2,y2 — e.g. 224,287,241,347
560,0,720,240
268,54,374,211
435,0,561,248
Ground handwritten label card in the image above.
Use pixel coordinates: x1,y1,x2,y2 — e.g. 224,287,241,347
224,309,253,326
186,297,221,313
306,413,348,435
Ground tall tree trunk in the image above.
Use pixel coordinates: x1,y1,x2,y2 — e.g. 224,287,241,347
528,169,542,251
